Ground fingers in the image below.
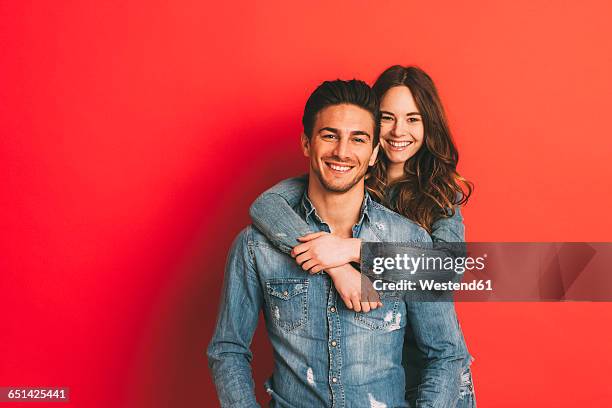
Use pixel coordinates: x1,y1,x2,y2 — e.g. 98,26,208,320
351,294,362,312
362,289,379,312
362,288,382,312
294,252,311,265
297,231,327,242
301,259,318,271
294,251,323,273
341,296,353,310
340,294,382,312
368,291,381,308
291,242,310,258
309,265,324,274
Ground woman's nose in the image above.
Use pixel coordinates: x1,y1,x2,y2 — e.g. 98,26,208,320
392,121,408,137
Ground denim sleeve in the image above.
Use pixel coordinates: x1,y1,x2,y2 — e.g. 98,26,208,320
207,229,263,408
249,175,314,254
430,206,467,261
404,301,464,408
431,205,465,243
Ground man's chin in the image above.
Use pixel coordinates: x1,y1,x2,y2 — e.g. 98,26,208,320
319,177,360,193
310,166,366,194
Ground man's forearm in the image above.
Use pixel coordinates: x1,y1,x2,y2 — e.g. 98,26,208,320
207,229,263,407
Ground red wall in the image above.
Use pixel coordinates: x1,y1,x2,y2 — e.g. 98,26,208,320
2,1,612,407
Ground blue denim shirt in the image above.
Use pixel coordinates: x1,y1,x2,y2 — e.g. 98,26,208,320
247,176,475,407
208,189,470,407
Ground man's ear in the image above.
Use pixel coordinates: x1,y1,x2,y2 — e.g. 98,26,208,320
368,143,380,166
301,132,310,157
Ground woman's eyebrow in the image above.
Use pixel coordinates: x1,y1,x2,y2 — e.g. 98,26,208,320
380,110,421,116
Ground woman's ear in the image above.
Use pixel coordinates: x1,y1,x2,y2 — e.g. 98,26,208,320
301,132,310,157
368,143,380,166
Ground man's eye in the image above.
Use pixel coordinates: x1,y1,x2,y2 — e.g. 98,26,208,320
322,134,337,139
353,137,366,143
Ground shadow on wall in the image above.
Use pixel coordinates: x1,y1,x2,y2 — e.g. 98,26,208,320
126,117,308,407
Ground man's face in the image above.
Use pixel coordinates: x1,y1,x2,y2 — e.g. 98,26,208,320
302,104,378,193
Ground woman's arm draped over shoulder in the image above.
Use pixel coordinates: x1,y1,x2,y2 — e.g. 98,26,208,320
249,175,314,255
431,205,465,243
429,205,468,261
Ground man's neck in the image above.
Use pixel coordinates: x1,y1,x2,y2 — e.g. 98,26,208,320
307,177,365,238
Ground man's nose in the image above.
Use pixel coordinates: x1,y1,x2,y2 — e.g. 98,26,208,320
332,138,350,159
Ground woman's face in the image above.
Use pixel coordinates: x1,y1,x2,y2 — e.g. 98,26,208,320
379,85,425,165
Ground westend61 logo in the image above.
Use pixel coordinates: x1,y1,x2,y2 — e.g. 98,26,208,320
363,242,612,301
372,254,487,275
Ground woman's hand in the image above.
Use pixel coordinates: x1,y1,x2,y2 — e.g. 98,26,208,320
326,264,382,312
291,232,361,274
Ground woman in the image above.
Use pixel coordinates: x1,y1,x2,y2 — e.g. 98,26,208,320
250,65,475,407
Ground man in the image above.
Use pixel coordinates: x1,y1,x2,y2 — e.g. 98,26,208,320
208,80,466,407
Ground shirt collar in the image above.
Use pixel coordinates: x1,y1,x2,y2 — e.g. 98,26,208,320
299,189,372,228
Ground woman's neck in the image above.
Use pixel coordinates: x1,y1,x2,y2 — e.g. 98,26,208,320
386,162,405,183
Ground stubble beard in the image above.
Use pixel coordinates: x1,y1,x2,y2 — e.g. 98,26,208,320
311,163,367,194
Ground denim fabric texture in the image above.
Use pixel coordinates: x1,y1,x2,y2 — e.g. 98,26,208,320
248,176,475,407
209,177,474,407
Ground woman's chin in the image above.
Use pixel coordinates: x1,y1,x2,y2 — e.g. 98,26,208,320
384,151,410,166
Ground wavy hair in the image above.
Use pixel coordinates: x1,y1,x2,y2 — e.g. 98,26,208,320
366,65,473,233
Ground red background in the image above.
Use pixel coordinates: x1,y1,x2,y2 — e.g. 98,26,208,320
2,1,612,407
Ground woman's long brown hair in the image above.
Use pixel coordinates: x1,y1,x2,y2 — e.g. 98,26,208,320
366,65,473,233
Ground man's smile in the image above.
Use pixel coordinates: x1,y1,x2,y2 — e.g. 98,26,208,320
324,161,355,174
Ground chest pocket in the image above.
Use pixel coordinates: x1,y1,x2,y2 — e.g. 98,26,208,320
354,291,403,331
265,278,309,333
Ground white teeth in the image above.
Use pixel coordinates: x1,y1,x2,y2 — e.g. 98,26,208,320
329,164,351,172
388,140,413,148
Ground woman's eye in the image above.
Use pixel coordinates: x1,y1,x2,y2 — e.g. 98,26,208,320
381,115,394,122
408,117,420,123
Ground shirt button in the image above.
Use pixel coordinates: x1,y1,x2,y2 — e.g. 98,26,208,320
331,377,338,383
283,290,289,296
331,340,337,347
329,306,336,313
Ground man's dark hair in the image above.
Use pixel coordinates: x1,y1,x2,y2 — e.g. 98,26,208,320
302,79,380,146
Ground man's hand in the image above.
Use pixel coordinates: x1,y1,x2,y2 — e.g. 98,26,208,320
326,264,382,313
291,232,361,274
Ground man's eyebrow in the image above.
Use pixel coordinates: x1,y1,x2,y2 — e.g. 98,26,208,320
318,127,339,134
317,127,371,139
350,130,371,139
